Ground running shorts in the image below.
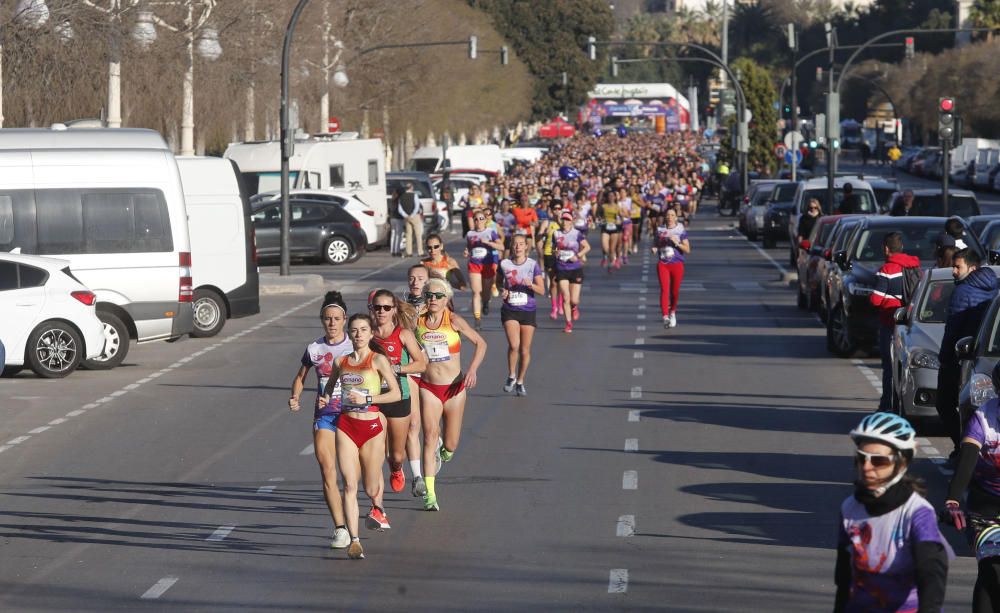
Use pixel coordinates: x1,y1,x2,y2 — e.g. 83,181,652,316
313,413,339,432
556,268,584,284
337,414,384,448
379,398,411,419
543,254,557,274
501,307,537,327
468,262,497,277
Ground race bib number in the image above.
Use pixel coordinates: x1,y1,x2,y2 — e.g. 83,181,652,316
320,376,342,398
558,249,576,262
427,342,451,362
471,246,488,259
605,223,617,231
342,387,369,411
507,291,528,306
660,246,676,260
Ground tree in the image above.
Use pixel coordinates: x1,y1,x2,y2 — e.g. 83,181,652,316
718,57,779,174
970,0,1000,41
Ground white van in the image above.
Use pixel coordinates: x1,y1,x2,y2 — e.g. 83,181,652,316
224,134,388,246
0,128,194,369
409,144,505,176
176,156,260,337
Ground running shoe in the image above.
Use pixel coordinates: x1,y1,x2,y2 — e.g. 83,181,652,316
515,383,527,396
549,307,558,320
669,312,677,328
440,445,454,463
483,303,490,316
614,257,622,270
366,506,391,530
491,285,499,298
504,376,516,393
348,539,365,559
474,317,482,331
564,322,573,334
663,315,670,328
424,494,440,511
389,468,405,493
412,476,427,497
572,305,580,321
331,527,350,549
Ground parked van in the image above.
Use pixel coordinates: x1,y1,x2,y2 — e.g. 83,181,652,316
409,144,505,176
0,127,194,369
223,134,388,246
176,156,260,337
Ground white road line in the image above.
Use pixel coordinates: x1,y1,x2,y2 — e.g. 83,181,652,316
28,426,50,434
124,383,141,391
82,403,100,409
637,314,646,320
616,515,636,537
97,396,113,403
110,390,128,397
632,368,643,376
66,409,86,417
630,386,642,399
6,436,30,445
747,239,789,275
268,477,285,482
608,569,629,593
48,418,67,426
634,338,645,345
628,410,641,422
300,443,315,456
257,486,277,494
637,304,647,310
639,287,648,294
636,325,646,331
624,438,638,452
141,577,179,600
641,275,648,282
622,470,638,490
633,352,644,359
639,296,646,302
0,445,11,454
207,525,235,541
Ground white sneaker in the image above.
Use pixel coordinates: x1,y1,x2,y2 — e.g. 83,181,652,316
331,527,350,549
662,315,670,328
669,312,677,328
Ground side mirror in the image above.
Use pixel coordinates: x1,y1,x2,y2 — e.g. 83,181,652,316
800,239,811,250
990,249,1000,266
823,248,832,260
893,307,907,324
956,336,976,360
834,250,850,270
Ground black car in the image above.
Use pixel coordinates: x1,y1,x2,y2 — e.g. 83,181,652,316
825,216,995,357
251,199,367,265
761,181,799,248
818,216,866,323
883,189,980,218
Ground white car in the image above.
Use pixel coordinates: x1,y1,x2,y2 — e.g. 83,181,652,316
0,253,106,378
251,189,380,248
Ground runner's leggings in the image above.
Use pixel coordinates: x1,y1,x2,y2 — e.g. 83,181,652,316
657,261,684,315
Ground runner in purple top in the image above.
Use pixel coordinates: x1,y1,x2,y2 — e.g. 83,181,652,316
496,234,546,396
553,212,590,334
835,412,949,613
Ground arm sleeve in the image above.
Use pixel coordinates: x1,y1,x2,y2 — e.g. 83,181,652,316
909,507,948,613
300,350,312,369
947,441,982,501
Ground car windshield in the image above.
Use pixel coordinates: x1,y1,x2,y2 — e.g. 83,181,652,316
873,188,895,210
981,223,1000,250
387,180,433,198
771,184,797,203
804,188,876,214
910,195,979,217
752,187,774,206
853,224,956,264
916,280,955,323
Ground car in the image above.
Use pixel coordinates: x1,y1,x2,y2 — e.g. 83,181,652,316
433,176,483,211
772,168,813,181
387,171,449,234
786,176,878,266
252,189,379,249
909,148,940,175
968,215,1000,239
978,220,1000,251
251,198,367,265
818,216,866,323
739,180,779,240
955,293,1000,422
796,214,851,312
883,189,980,218
761,181,799,249
0,253,106,378
825,216,994,357
867,177,899,213
719,171,759,216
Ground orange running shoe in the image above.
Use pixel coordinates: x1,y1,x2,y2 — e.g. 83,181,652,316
389,468,405,493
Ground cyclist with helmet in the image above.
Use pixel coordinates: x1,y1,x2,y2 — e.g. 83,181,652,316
943,361,1000,612
834,412,949,612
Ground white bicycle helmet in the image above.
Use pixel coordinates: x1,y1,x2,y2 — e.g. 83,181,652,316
850,412,916,451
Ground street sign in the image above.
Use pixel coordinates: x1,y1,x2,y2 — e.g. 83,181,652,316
784,149,803,164
328,117,340,132
783,130,804,150
774,143,787,159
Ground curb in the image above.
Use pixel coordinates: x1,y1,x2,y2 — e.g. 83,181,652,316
259,273,326,296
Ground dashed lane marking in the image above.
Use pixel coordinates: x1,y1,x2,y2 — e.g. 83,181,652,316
628,410,641,422
632,368,643,377
622,470,638,490
630,387,642,399
206,525,235,542
608,569,629,593
633,352,644,359
624,438,638,452
140,577,179,600
6,436,30,445
616,515,636,537
634,338,645,345
257,486,277,494
28,426,50,434
300,443,315,456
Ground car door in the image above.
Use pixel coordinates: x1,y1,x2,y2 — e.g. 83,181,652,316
250,204,280,256
0,261,47,361
289,202,331,255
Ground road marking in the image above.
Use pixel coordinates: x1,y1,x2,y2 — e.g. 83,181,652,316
257,486,277,494
141,577,179,600
634,338,645,345
638,296,646,302
630,386,642,399
747,239,789,275
97,396,113,403
639,287,648,294
48,418,67,426
608,569,629,593
632,368,643,376
628,410,641,422
300,443,315,456
268,477,285,482
6,436,30,445
28,426,50,434
924,446,940,456
633,351,644,359
66,409,86,417
207,525,235,541
110,390,128,397
641,275,648,282
616,515,636,537
637,313,646,320
82,403,100,409
637,304,646,310
623,470,638,490
124,383,141,391
0,445,11,454
624,438,638,452
636,325,646,331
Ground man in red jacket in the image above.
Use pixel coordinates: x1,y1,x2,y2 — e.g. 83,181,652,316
870,232,921,411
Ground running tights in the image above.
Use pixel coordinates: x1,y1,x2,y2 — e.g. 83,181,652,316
657,262,684,315
975,559,1000,613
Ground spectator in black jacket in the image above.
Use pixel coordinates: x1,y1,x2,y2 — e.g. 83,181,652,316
796,198,822,247
889,190,914,217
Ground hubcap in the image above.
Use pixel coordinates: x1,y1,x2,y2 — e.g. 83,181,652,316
194,297,220,330
327,240,350,263
94,321,120,362
35,328,77,372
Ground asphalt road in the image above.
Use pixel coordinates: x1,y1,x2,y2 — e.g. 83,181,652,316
0,201,979,611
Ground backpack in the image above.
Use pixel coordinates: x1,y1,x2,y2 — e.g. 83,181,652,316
901,266,922,305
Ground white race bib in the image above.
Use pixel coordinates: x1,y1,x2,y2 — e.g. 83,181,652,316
558,249,575,262
471,246,488,259
507,291,528,306
605,223,617,231
427,342,450,362
660,246,676,260
319,376,342,399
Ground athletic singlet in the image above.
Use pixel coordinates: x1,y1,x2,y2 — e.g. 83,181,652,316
554,228,584,271
372,326,411,400
466,228,499,264
422,256,452,279
499,257,543,311
630,193,643,218
575,203,592,230
335,353,382,414
301,335,353,418
416,309,461,363
964,398,1000,497
656,223,688,264
542,222,560,256
839,492,950,612
601,204,621,230
619,199,633,223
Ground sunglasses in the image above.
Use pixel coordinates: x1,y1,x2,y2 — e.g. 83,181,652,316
474,217,486,221
427,244,442,250
854,450,896,468
369,304,394,312
423,291,448,300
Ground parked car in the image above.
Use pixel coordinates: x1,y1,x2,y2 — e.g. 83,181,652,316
387,171,448,233
0,253,106,378
719,171,759,216
739,180,779,240
786,176,877,266
978,220,1000,251
826,216,993,357
909,148,940,175
867,177,900,213
772,168,813,181
251,198,367,265
796,214,850,312
252,189,379,249
955,293,1000,421
969,215,1000,238
818,216,866,323
761,181,800,248
883,189,980,218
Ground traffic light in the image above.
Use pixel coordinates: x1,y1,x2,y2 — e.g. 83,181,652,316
783,104,792,117
816,67,823,82
938,97,955,143
809,140,818,149
904,36,914,60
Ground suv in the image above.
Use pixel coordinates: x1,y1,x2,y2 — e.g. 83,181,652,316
761,181,799,248
825,216,993,357
740,180,780,240
787,176,877,266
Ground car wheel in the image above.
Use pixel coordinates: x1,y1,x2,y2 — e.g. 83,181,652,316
762,234,775,249
191,288,226,338
82,311,130,370
827,303,858,358
323,237,353,265
26,320,83,378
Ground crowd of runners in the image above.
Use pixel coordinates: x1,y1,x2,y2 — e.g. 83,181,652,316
286,131,706,559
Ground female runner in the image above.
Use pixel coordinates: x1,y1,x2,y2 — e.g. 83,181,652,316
403,263,430,496
320,313,401,560
496,233,546,395
370,289,428,495
554,211,591,333
422,233,465,289
288,291,353,550
464,210,504,330
652,208,690,329
597,190,622,272
618,187,633,264
414,277,487,511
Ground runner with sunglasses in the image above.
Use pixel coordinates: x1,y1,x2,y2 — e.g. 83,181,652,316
554,211,590,333
653,209,690,329
464,210,504,330
597,189,623,272
288,291,353,550
369,290,428,496
496,233,546,395
319,313,401,560
834,413,949,612
413,277,487,511
422,233,465,290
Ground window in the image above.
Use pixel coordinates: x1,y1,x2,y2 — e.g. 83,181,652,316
18,264,47,288
853,225,951,263
252,205,280,223
291,204,328,221
329,165,345,188
917,281,955,323
0,261,16,291
302,171,321,189
368,160,379,185
0,196,12,244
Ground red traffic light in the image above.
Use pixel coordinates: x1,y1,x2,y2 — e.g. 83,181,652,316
939,97,955,112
